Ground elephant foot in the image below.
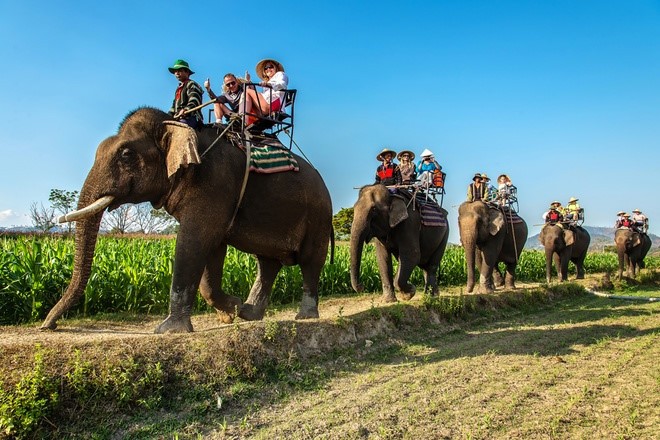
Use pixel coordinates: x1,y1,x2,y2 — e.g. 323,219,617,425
477,286,495,294
239,303,266,321
381,293,397,303
397,283,416,301
295,295,319,320
39,320,58,331
215,310,234,324
295,309,319,320
155,315,193,334
214,295,242,322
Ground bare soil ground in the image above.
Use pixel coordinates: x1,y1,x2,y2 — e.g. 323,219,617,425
1,275,659,439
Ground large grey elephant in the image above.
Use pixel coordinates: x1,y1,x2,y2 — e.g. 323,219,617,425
539,224,591,283
458,201,528,293
615,228,652,279
350,184,449,300
41,107,333,333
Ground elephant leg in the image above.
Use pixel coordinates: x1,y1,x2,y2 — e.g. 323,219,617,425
503,262,517,289
198,243,242,324
296,253,325,320
395,256,418,301
476,250,495,294
421,267,438,297
572,257,586,279
493,265,505,287
155,234,208,333
375,242,397,302
239,256,282,321
553,253,565,281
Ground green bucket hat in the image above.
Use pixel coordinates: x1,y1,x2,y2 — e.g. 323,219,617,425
168,59,195,74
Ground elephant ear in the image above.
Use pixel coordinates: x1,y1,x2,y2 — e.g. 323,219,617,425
161,121,201,178
389,197,409,228
563,229,575,246
632,233,642,247
488,209,505,236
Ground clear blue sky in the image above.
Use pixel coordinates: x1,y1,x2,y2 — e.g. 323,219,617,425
1,0,659,244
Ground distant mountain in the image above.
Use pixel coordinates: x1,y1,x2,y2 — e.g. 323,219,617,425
526,225,660,251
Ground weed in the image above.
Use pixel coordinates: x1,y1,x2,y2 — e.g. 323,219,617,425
264,320,279,342
0,346,59,439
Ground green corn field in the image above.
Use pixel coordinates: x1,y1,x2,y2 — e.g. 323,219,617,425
0,235,657,325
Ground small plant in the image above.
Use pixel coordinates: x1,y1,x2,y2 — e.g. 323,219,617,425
264,320,280,342
0,346,59,439
335,306,347,327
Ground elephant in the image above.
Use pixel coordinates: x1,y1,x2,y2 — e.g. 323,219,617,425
615,228,652,279
350,184,449,301
458,201,528,293
40,107,333,333
538,224,591,283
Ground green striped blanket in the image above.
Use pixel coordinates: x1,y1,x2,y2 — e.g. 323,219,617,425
249,145,299,173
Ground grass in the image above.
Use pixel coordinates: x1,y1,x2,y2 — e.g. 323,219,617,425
1,281,658,439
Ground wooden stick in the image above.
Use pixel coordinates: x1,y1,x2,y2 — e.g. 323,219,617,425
180,99,216,116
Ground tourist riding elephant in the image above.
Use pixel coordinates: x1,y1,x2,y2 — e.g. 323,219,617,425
539,224,591,283
615,228,652,279
350,184,449,301
458,201,528,293
41,107,333,333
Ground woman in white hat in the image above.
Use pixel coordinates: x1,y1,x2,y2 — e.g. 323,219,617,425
416,148,442,188
397,150,417,185
243,58,288,124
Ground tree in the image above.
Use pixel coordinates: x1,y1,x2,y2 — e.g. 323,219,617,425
29,202,56,233
49,189,79,233
332,207,354,240
133,203,178,234
101,204,136,234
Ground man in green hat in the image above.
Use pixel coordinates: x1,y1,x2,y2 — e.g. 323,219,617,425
168,59,204,129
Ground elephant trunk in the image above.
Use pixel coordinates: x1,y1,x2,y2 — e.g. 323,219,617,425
463,234,477,293
544,244,554,283
350,214,370,293
41,187,105,330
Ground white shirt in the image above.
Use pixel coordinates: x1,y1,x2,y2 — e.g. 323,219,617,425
261,71,289,103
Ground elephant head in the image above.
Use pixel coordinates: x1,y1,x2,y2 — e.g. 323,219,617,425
350,185,408,293
41,108,203,330
458,201,506,293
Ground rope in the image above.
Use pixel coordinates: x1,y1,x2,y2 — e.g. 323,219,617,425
227,128,252,231
283,129,315,169
200,119,237,157
499,204,519,263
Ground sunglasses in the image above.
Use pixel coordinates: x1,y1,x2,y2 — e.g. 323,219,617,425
224,81,237,87
264,65,275,70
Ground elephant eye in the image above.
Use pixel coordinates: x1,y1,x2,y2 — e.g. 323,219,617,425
119,147,135,161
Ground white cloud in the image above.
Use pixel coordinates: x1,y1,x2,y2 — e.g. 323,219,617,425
0,209,29,228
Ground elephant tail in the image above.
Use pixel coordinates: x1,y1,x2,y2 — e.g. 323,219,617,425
329,228,335,264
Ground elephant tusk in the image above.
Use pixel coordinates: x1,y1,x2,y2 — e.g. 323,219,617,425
57,196,115,223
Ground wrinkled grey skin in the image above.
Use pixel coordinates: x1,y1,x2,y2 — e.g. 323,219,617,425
458,201,528,293
615,228,652,279
350,185,449,301
41,107,333,333
539,224,590,283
